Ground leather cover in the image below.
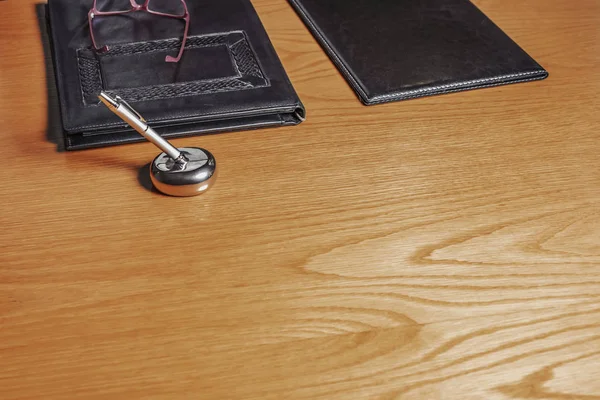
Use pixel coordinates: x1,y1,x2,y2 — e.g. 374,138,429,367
288,0,548,105
46,0,305,150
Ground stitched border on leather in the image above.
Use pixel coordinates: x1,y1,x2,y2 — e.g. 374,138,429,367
76,31,268,105
368,71,548,104
369,75,547,104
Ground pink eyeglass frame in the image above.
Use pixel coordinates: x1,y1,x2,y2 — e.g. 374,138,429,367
88,0,190,63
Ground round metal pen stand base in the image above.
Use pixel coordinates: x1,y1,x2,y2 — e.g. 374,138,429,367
150,147,217,197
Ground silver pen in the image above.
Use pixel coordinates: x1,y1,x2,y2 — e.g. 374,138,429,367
97,91,217,197
98,92,183,162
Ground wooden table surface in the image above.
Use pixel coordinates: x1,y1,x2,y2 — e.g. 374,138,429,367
1,0,599,398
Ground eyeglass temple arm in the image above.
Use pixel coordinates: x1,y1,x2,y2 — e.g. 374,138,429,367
165,0,190,63
88,9,110,52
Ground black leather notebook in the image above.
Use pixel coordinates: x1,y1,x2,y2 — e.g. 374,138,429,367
46,0,305,150
288,0,548,105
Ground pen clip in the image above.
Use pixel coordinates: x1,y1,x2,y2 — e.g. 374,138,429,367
115,95,146,123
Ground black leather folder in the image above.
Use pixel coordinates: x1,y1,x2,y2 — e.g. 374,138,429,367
47,0,305,150
288,0,548,105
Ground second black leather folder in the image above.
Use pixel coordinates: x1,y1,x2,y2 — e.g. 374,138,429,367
288,0,548,105
47,0,305,150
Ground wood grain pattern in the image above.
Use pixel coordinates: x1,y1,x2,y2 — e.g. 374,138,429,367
1,0,600,398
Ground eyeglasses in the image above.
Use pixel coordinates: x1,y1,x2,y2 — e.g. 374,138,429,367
88,0,190,63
